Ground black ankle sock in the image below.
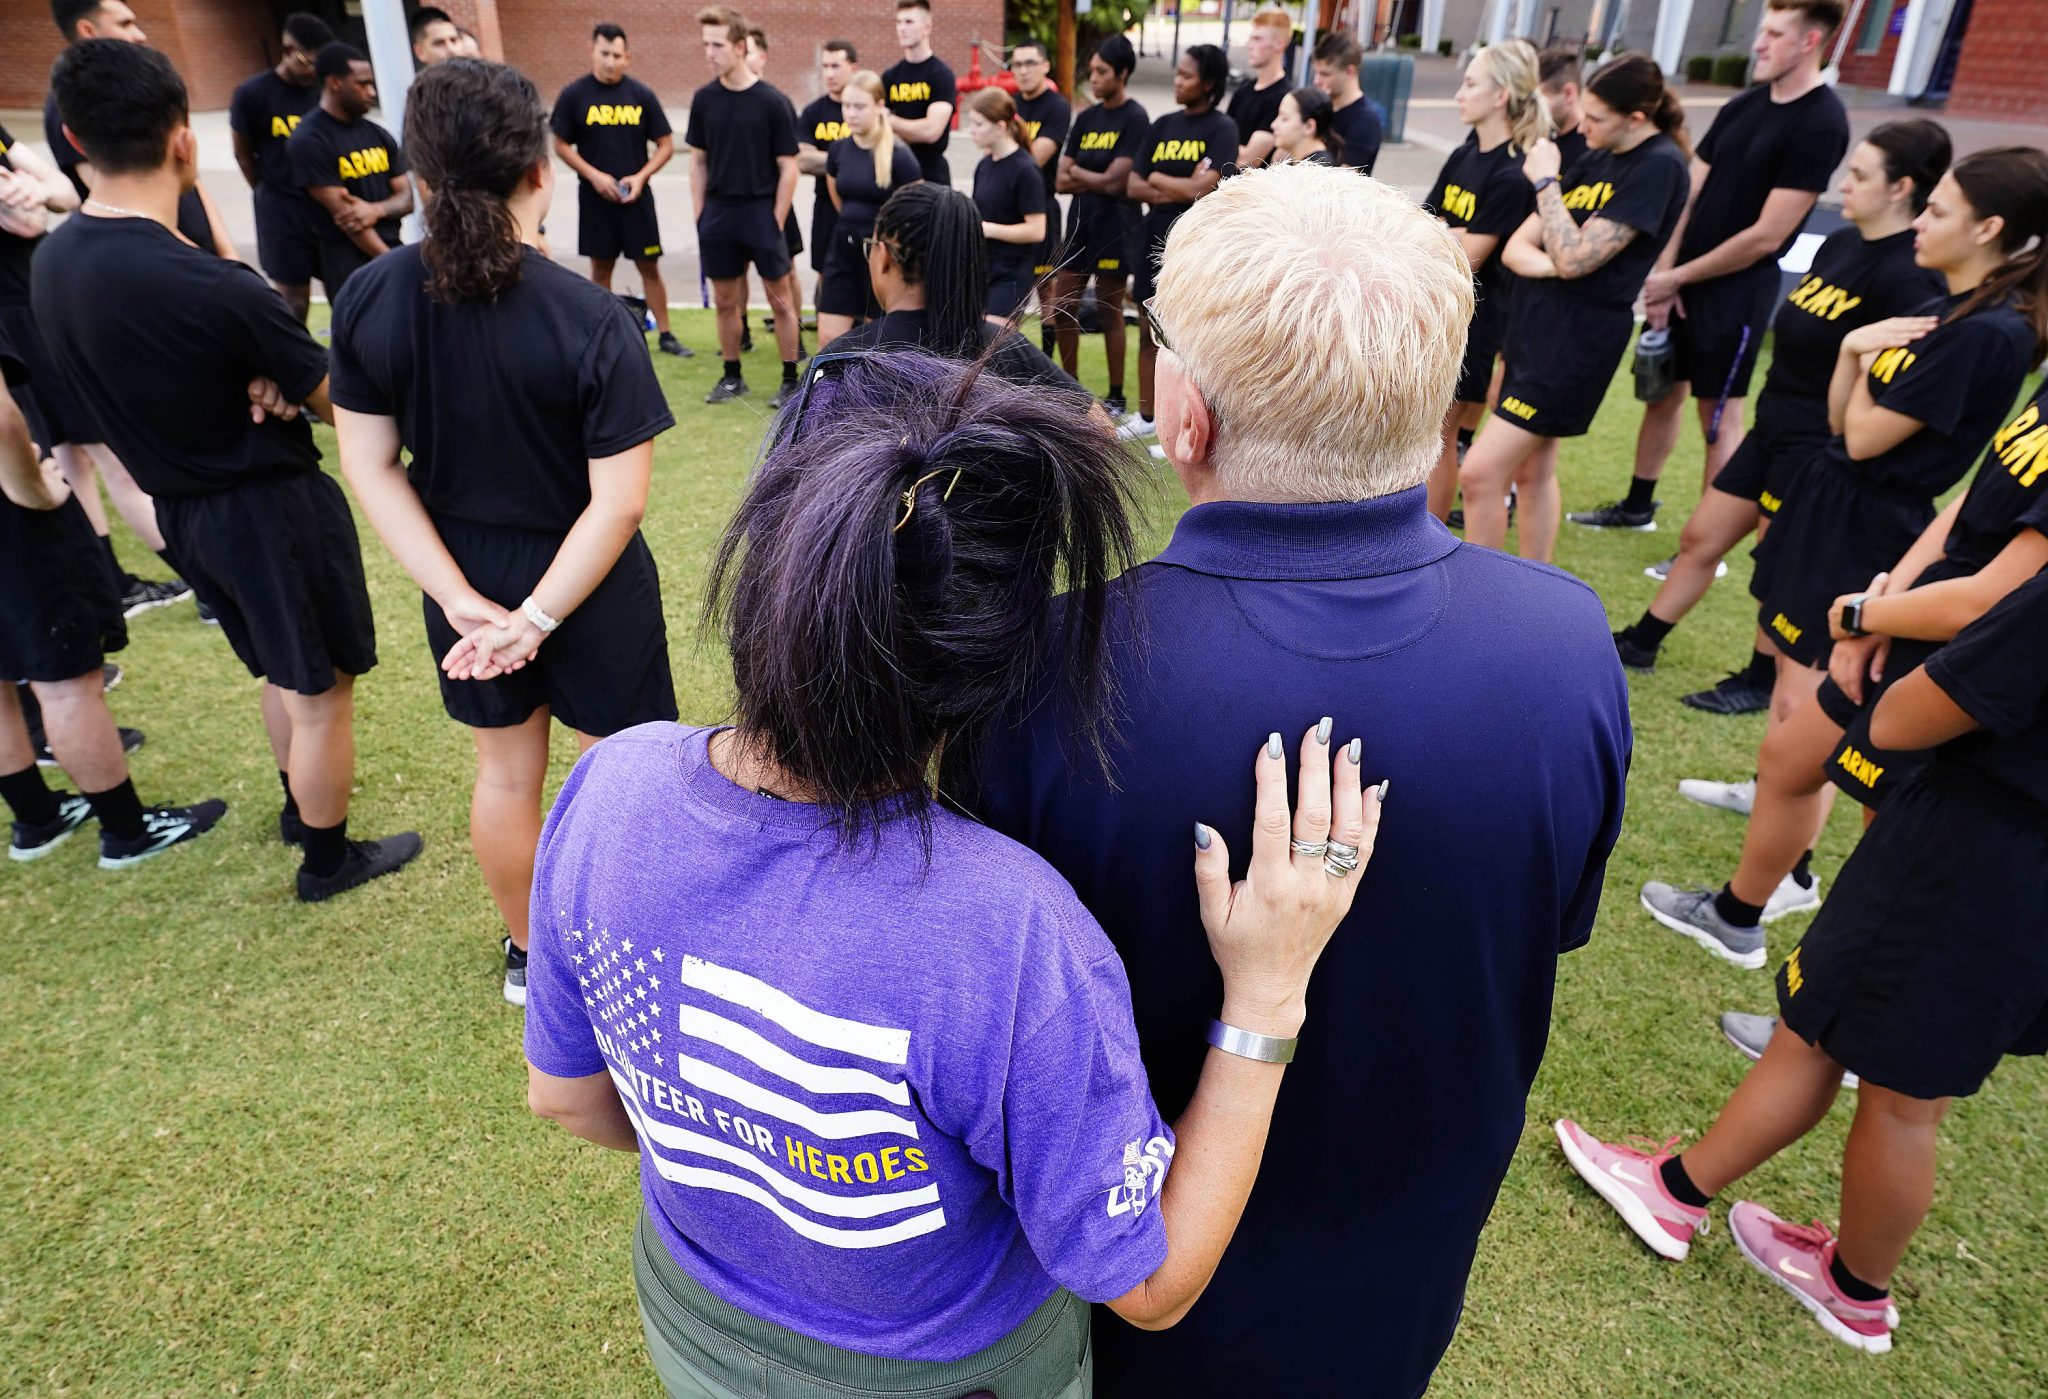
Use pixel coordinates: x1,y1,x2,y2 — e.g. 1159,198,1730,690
1624,474,1658,512
301,818,349,878
1040,326,1054,353
1791,848,1814,890
1627,610,1676,650
1744,647,1776,687
84,778,144,840
1659,1153,1712,1208
722,359,742,380
0,763,59,825
1456,426,1475,451
1714,883,1765,929
782,360,799,383
278,769,299,821
1828,1250,1888,1301
1108,383,1124,400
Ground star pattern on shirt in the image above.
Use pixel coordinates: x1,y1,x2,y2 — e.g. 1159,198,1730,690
574,921,682,1077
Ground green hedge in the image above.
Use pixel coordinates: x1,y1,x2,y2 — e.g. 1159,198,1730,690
1713,52,1751,86
1685,54,1713,81
1438,38,1455,55
1397,31,1422,48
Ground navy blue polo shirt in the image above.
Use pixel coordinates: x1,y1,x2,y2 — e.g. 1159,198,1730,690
963,485,1630,1398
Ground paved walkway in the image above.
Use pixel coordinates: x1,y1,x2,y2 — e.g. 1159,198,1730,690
4,50,2037,307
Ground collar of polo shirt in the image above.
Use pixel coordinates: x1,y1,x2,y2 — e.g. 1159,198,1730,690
1155,485,1456,582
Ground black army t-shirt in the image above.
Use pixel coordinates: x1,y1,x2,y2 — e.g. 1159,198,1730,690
1328,95,1383,173
1548,132,1690,308
0,124,40,305
798,93,847,195
30,215,325,496
551,73,673,182
229,69,322,192
973,148,1047,275
1226,76,1286,144
883,54,959,184
1678,82,1849,268
1820,295,2037,496
328,245,675,535
1426,132,1535,283
1925,563,2048,809
1012,86,1071,201
44,91,216,251
288,106,407,245
1065,99,1150,222
829,310,1082,395
685,80,798,201
1553,128,1589,180
1922,377,2048,584
1134,108,1238,244
1765,228,1946,402
826,139,923,232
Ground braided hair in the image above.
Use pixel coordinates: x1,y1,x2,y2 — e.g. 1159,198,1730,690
873,183,989,360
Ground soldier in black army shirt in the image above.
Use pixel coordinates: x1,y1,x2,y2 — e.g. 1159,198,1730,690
229,12,332,322
288,44,413,300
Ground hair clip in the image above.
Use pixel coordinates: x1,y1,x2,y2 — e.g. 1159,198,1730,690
892,467,963,533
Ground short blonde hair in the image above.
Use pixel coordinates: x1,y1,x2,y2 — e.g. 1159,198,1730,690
1250,6,1293,34
1155,164,1473,502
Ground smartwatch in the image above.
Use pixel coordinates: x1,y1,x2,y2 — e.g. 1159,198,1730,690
1533,175,1559,194
1839,594,1869,636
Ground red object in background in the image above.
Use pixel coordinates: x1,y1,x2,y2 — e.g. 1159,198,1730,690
953,47,1041,124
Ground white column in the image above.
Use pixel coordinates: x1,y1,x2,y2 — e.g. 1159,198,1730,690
1650,0,1695,74
1888,0,1953,97
360,0,417,139
1421,0,1446,52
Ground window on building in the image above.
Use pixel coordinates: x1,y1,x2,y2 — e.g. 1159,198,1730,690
1859,0,1899,53
1721,0,1764,46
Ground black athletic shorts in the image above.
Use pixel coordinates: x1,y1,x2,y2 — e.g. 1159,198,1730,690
1753,455,1934,667
698,198,791,282
0,494,127,683
986,261,1036,319
1494,292,1634,438
1067,203,1136,280
1129,235,1163,310
424,515,677,735
579,183,664,262
810,200,837,276
783,207,803,258
1715,390,1830,520
816,224,882,320
1778,764,2048,1100
0,303,94,448
1814,635,1940,809
156,471,377,695
316,239,377,300
1033,199,1064,280
1672,264,1778,401
254,185,320,286
1456,291,1507,406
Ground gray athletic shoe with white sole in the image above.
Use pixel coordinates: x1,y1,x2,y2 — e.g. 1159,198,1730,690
1719,1011,1859,1089
1642,881,1766,969
1678,775,1755,815
1763,871,1822,922
1644,557,1727,582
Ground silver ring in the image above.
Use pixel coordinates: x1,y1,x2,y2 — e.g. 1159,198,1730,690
1290,838,1329,857
1322,855,1357,879
1326,840,1360,863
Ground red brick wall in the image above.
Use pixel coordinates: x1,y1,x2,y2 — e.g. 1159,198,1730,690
1946,0,2048,123
1834,0,1904,89
493,0,1006,111
0,0,275,111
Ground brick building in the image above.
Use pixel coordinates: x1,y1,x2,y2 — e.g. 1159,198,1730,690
2,0,1007,113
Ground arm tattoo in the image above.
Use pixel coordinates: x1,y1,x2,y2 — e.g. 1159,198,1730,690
1536,183,1640,279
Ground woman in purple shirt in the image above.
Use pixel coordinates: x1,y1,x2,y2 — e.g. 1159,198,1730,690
524,351,1383,1397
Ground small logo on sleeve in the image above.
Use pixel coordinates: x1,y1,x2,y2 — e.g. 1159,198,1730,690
1106,1136,1175,1218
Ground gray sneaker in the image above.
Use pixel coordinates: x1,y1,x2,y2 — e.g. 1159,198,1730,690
1720,1011,1859,1089
1642,881,1766,969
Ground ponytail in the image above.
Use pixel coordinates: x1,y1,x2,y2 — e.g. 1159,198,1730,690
1586,52,1689,159
404,58,546,303
968,86,1029,148
708,350,1139,848
1472,39,1553,155
1864,117,1951,214
1946,146,2048,366
846,70,899,189
1287,86,1343,165
874,183,988,359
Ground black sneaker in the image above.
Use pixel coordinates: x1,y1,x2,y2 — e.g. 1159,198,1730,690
1102,394,1128,416
768,379,798,409
98,798,227,869
279,804,305,846
1682,671,1773,715
1568,499,1660,531
740,327,755,354
705,377,749,405
296,831,425,903
1614,630,1658,672
102,663,122,692
1446,509,1465,530
503,936,528,1007
657,330,693,358
9,792,91,862
197,600,220,626
1506,487,1517,525
37,725,143,768
120,574,193,617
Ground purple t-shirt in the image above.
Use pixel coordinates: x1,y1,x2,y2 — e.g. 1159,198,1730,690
524,724,1172,1362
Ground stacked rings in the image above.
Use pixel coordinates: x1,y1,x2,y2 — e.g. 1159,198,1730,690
1323,839,1360,879
1290,838,1329,858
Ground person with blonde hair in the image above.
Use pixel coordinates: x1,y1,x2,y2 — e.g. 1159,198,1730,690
817,68,921,346
1228,6,1294,168
1424,39,1551,521
958,161,1630,1397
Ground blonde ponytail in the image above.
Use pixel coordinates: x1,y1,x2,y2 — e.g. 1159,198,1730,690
1473,40,1553,155
847,70,899,189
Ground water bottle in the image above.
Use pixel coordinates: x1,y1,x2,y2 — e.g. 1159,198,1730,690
1633,326,1676,403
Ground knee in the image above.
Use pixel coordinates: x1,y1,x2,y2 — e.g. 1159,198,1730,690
1856,1082,1951,1128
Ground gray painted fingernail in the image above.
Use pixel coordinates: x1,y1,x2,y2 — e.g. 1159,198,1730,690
1194,822,1212,850
1316,716,1332,745
1348,738,1362,765
1267,732,1282,759
1377,779,1391,803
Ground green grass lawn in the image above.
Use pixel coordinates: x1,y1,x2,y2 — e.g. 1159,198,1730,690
3,311,2043,1397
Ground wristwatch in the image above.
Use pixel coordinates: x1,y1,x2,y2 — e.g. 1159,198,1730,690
1532,175,1559,194
1839,594,1869,636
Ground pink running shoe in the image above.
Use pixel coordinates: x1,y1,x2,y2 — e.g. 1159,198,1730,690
1554,1120,1709,1261
1728,1201,1895,1354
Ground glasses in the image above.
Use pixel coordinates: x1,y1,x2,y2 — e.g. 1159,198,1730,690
1140,297,1172,352
1010,56,1046,68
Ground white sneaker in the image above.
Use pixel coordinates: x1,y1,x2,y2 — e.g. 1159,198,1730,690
1116,412,1156,440
1678,776,1755,815
1763,871,1822,922
1644,557,1729,582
